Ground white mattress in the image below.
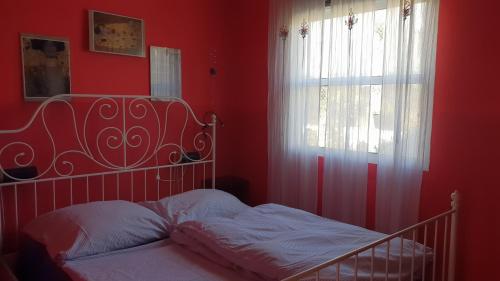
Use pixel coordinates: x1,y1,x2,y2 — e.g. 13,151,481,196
62,239,252,281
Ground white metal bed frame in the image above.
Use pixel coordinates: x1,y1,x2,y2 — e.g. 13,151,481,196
0,94,217,253
0,94,457,281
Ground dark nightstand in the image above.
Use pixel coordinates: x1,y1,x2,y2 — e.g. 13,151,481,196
205,176,250,204
0,256,18,281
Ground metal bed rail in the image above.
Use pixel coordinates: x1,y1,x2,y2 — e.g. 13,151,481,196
282,191,459,281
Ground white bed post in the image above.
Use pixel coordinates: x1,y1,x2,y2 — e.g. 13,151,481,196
211,114,217,190
448,190,459,281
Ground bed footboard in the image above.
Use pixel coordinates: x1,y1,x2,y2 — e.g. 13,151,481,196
282,191,459,281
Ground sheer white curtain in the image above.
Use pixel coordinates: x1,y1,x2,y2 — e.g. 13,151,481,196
268,0,438,229
376,0,439,233
268,0,324,213
321,1,378,226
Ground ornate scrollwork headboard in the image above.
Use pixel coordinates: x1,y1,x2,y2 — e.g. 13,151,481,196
0,94,216,253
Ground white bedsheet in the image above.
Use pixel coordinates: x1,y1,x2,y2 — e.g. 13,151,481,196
62,239,254,281
172,204,433,281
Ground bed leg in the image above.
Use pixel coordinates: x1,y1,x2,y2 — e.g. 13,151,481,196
447,191,459,281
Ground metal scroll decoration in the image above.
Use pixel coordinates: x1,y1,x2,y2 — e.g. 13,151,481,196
0,94,215,182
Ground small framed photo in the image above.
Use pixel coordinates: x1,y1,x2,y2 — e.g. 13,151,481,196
89,10,145,57
21,34,71,101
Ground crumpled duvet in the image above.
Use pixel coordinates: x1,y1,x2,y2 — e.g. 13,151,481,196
171,203,433,281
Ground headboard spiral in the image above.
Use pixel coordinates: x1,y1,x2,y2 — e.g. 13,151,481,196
0,94,217,253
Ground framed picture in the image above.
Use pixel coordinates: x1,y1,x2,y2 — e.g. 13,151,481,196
21,34,71,101
89,10,145,57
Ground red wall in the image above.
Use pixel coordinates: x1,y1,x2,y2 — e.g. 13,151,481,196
418,0,500,279
214,0,269,205
0,0,228,130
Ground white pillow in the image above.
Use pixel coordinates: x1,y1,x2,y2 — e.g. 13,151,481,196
140,189,249,230
23,200,168,263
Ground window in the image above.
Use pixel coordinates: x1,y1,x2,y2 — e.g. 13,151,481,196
303,2,428,158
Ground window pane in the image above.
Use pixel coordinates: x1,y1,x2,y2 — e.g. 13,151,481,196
368,85,381,153
318,86,328,147
306,86,321,147
372,9,386,77
303,3,429,157
321,19,331,79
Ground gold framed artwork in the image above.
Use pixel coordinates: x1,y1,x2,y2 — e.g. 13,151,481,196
21,34,71,101
89,10,145,57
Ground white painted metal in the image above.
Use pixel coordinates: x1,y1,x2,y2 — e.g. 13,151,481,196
70,179,73,205
203,162,206,188
354,253,359,281
0,94,216,252
432,220,439,281
0,94,212,180
117,173,120,200
131,172,134,202
86,176,90,203
14,185,18,232
169,167,173,196
423,224,429,281
411,230,416,281
211,114,217,190
157,170,160,200
399,235,403,281
192,166,195,190
102,175,105,201
385,241,390,281
371,247,375,281
442,216,449,281
448,192,459,281
52,181,56,210
143,170,147,201
181,166,184,193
